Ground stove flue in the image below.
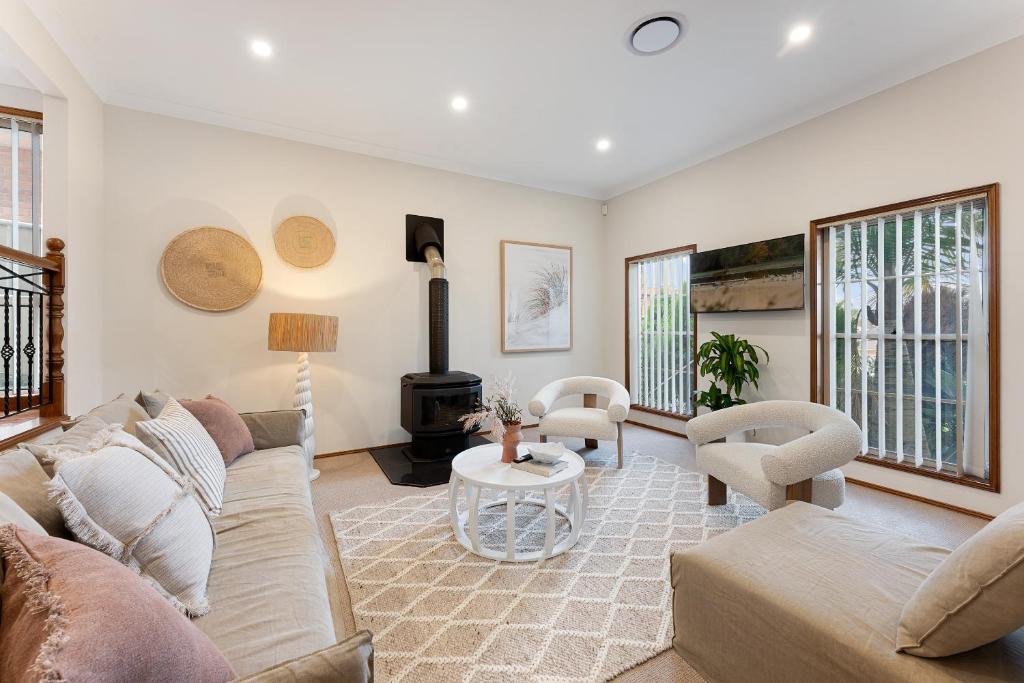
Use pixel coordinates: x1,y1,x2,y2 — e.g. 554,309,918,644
370,215,485,487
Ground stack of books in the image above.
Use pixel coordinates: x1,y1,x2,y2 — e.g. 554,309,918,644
511,456,567,477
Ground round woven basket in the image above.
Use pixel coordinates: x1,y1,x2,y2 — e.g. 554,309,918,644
274,216,335,268
160,227,263,312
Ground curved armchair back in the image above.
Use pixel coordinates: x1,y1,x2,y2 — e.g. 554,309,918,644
687,400,862,486
528,376,630,422
687,400,850,444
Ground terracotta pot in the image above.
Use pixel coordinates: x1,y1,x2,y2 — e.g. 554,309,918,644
501,422,522,464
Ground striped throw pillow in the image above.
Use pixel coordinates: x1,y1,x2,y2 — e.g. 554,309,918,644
135,397,227,516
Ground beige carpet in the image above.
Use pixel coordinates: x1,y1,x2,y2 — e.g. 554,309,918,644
311,423,987,682
330,451,763,682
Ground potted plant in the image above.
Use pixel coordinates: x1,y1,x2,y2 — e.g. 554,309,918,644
460,373,524,463
694,332,769,413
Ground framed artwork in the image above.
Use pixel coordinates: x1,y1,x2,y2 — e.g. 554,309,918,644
501,240,572,352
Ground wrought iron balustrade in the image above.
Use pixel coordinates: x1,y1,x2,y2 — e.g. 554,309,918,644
0,238,65,420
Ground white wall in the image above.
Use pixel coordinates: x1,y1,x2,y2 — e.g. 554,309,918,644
604,36,1024,516
102,107,604,454
0,82,41,110
0,0,105,414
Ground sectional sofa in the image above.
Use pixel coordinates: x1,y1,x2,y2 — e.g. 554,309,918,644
0,396,372,681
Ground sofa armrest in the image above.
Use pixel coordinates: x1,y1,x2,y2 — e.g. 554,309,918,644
235,630,373,682
239,410,305,450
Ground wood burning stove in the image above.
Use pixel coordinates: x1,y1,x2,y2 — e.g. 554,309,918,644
401,371,482,457
370,215,485,486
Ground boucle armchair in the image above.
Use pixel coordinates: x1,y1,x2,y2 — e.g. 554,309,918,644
685,400,861,510
528,376,630,468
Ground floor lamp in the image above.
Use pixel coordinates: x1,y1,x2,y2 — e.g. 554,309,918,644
268,313,339,481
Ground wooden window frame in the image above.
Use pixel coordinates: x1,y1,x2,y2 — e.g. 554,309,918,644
809,183,1000,492
0,106,43,122
624,244,698,420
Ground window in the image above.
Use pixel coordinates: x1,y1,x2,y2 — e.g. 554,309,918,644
0,107,43,256
625,246,696,417
810,184,999,491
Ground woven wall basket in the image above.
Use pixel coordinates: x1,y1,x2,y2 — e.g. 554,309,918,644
274,216,335,268
161,227,263,312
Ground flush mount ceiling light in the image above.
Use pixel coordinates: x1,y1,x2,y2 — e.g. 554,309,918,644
596,138,611,152
250,39,273,58
788,23,813,45
450,95,468,112
626,13,686,56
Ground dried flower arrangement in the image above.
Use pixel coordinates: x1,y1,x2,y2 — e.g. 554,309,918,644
459,372,523,441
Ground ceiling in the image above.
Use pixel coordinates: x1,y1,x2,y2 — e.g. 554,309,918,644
23,0,1024,199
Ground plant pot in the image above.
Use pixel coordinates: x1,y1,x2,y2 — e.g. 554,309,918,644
501,422,522,464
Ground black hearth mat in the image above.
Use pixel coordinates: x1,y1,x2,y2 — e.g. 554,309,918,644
370,435,492,487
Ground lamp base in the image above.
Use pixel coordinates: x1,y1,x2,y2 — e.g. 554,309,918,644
294,352,318,482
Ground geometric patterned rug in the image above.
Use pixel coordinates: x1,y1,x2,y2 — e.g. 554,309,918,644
330,452,765,682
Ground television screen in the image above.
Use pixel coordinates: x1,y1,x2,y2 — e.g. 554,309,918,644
689,234,805,313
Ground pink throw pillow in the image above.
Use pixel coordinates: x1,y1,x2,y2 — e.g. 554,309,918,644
0,524,234,682
179,395,255,466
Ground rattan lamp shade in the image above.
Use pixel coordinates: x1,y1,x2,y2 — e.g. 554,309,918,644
268,313,338,353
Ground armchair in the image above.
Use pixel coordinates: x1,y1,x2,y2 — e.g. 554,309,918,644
685,400,861,510
528,376,630,468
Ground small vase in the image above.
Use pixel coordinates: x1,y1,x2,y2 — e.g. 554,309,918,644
501,422,522,464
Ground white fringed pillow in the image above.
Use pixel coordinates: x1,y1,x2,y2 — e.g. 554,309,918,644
136,397,227,516
48,428,215,617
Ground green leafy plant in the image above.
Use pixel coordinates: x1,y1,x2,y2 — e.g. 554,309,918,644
693,332,769,412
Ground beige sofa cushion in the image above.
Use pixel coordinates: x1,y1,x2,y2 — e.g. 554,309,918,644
0,492,46,534
64,393,151,434
236,631,373,683
0,448,65,536
239,410,304,451
49,429,215,617
671,502,1024,682
195,446,335,677
136,388,173,418
898,502,1024,657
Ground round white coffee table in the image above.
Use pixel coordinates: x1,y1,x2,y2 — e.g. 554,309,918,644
449,442,587,563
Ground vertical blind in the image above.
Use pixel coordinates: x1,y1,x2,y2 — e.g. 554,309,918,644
628,251,694,415
1,112,43,256
825,196,988,479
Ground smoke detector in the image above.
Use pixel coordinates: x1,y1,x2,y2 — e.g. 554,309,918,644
627,13,686,56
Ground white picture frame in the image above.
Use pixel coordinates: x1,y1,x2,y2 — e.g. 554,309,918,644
501,240,573,352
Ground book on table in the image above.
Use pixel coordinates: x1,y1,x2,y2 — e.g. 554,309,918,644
511,458,567,477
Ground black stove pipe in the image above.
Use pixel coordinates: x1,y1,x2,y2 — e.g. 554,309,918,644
428,277,448,375
414,223,448,375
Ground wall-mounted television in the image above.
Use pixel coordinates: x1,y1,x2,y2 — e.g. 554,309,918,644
689,234,805,313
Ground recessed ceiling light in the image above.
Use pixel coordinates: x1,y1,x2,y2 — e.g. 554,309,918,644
788,23,812,45
596,138,611,152
250,39,273,58
627,13,686,56
450,95,468,112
